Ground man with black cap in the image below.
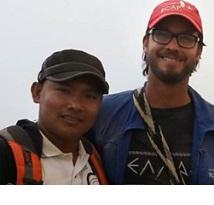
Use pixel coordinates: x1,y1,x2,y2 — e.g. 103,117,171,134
0,49,109,185
89,0,214,184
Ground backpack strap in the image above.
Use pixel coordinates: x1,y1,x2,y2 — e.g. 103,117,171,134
89,144,109,185
82,137,108,185
0,126,43,185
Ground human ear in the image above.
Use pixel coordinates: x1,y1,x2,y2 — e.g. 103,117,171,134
143,35,149,53
196,44,203,61
31,82,43,103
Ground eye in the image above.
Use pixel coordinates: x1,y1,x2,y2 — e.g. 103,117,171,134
179,34,195,43
153,29,172,43
85,91,101,100
56,87,69,93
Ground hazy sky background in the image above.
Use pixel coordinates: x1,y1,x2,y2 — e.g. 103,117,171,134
0,0,213,128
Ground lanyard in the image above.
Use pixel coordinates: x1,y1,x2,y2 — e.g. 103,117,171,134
133,88,182,184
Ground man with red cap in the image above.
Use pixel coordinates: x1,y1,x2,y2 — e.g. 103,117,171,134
89,0,214,184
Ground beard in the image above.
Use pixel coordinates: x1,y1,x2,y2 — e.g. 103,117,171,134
145,50,197,85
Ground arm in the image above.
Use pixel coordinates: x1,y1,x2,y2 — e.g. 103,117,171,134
0,137,16,184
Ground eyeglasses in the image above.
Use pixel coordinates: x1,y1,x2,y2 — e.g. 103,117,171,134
147,28,202,49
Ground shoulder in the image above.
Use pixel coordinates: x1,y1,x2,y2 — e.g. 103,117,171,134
0,135,11,150
100,90,134,114
0,120,43,185
0,119,43,156
103,90,134,104
189,87,214,126
96,90,135,123
91,90,140,141
189,87,214,112
16,119,43,156
0,134,14,155
0,132,16,184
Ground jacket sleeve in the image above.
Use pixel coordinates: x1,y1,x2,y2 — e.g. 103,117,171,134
0,137,16,184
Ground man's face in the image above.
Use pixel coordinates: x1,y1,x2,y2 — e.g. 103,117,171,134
31,76,102,146
143,15,202,85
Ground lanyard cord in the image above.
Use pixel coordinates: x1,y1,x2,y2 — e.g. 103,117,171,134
133,88,181,184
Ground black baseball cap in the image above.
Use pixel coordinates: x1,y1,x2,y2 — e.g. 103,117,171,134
38,49,109,94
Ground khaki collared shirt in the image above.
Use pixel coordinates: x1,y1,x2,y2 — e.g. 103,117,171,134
40,131,99,185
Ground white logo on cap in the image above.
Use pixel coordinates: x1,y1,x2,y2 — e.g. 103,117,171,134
180,0,193,10
161,0,194,13
187,6,193,10
180,1,185,8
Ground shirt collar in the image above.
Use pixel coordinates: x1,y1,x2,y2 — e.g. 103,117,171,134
40,130,88,159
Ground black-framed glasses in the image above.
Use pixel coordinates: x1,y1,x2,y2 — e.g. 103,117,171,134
147,28,203,49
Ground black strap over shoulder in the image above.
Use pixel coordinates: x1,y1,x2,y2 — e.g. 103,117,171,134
16,119,43,157
0,137,16,184
0,121,43,185
81,137,108,184
1,126,38,154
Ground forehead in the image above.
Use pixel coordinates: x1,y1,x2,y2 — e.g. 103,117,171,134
155,15,196,32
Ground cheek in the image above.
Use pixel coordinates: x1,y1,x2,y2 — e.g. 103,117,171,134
39,93,61,114
145,43,159,59
85,102,101,123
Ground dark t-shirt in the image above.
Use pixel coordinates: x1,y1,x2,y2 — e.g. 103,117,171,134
125,103,194,184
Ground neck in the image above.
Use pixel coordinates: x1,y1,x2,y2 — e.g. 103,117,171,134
145,75,191,109
56,139,79,163
48,134,80,164
38,124,80,163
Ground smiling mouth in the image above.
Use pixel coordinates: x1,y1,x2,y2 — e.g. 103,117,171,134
160,56,183,62
159,51,185,62
161,57,180,62
61,115,83,125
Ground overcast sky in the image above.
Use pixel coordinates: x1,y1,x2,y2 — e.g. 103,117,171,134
0,0,213,128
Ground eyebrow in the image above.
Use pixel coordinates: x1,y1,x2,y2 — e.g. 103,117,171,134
155,27,199,35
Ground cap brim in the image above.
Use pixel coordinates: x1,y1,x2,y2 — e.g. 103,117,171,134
46,71,109,94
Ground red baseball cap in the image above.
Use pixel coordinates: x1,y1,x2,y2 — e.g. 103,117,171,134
147,0,203,34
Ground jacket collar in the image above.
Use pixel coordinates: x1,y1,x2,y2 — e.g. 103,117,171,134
125,86,214,134
189,86,214,135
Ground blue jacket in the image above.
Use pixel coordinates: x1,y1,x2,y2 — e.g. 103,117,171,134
91,87,214,184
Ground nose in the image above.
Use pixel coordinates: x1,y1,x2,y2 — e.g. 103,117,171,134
166,37,179,49
67,95,84,111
